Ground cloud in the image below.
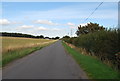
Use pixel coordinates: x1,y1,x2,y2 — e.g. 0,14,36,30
52,28,61,31
0,19,23,26
12,21,23,24
19,25,34,29
66,22,77,29
79,22,90,26
67,22,75,26
34,20,58,25
38,26,48,31
70,26,77,29
0,19,11,25
37,26,61,31
24,16,29,19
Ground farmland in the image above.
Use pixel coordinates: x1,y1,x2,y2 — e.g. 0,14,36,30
1,37,57,66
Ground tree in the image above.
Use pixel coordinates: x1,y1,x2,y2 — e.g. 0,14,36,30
54,36,60,40
62,35,70,39
44,37,50,39
76,22,105,36
1,32,45,39
39,35,44,39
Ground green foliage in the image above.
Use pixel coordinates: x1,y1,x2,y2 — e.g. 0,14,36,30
1,32,58,40
53,36,60,40
62,42,120,79
1,32,44,38
62,29,120,70
76,22,105,36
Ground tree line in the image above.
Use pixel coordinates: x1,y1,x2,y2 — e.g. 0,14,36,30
0,32,60,40
62,22,120,71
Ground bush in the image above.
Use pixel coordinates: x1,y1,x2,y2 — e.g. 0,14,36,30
62,29,120,70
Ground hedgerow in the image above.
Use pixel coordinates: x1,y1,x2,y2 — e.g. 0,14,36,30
62,23,120,71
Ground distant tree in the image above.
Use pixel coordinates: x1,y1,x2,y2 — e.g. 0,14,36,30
54,36,60,40
44,37,50,39
51,37,55,40
36,35,44,39
62,35,70,39
1,32,45,39
39,35,44,39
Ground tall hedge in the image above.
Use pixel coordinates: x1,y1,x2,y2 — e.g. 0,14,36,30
63,29,120,70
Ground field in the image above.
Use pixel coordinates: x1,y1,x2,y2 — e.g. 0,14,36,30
2,37,56,53
1,37,57,66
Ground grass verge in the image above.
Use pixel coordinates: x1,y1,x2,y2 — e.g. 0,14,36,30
2,41,55,67
62,41,120,79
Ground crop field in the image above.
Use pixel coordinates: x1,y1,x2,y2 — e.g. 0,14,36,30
1,37,56,66
2,37,55,54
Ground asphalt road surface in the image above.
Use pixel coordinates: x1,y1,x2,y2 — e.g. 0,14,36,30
3,40,88,79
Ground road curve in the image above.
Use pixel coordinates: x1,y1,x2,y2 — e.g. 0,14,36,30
3,40,88,79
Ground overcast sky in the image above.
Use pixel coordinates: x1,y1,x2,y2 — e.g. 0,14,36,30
0,2,118,37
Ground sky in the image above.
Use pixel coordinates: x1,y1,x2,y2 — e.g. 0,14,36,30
0,2,118,38
1,0,119,2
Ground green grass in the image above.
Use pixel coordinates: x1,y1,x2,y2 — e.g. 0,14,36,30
2,40,56,67
1,37,56,67
2,46,41,67
62,41,120,79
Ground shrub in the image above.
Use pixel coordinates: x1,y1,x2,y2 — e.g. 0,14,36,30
62,29,120,70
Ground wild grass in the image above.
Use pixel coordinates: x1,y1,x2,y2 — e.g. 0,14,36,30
1,37,56,67
2,37,53,54
62,41,120,79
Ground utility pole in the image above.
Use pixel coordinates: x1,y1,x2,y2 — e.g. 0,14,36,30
68,33,69,36
70,28,72,37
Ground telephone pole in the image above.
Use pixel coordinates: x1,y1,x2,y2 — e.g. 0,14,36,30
70,28,72,37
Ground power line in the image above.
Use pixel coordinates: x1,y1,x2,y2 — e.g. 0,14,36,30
83,2,103,23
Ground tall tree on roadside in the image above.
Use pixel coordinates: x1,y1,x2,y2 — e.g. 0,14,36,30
76,22,105,36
